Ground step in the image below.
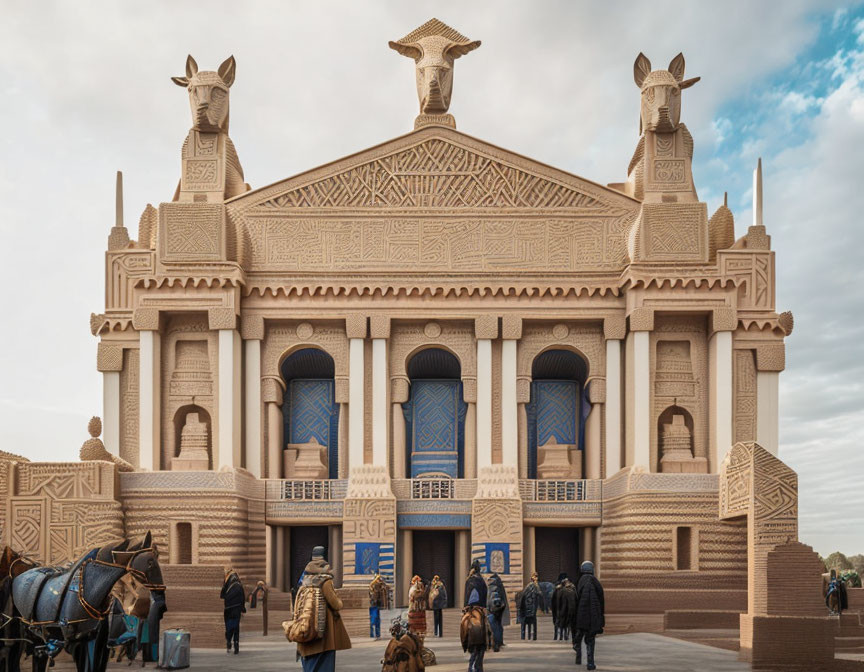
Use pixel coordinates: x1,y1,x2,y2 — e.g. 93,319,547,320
835,636,864,653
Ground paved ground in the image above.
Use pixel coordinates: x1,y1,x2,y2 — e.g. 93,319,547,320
53,628,750,671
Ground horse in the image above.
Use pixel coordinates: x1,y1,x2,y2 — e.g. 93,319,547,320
0,547,39,672
11,532,164,672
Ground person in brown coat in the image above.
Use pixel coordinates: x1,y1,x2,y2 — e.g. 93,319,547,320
296,546,351,672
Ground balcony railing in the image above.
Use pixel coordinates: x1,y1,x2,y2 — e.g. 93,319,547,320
411,478,454,499
278,479,347,501
519,479,599,502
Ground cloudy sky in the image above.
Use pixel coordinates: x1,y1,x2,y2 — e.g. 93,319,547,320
1,1,862,556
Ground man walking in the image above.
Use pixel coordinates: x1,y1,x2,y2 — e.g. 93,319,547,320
518,572,542,640
572,561,604,671
462,563,492,672
486,573,508,652
369,574,389,640
220,569,245,655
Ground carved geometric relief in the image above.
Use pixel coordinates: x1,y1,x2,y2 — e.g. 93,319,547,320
640,203,708,262
734,350,757,443
720,251,774,310
120,348,140,468
159,202,224,261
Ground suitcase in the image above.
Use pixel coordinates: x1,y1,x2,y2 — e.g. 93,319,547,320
159,629,191,669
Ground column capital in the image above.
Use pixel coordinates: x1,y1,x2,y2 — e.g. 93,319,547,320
208,307,237,331
391,377,410,404
335,377,350,403
462,377,477,404
262,377,284,405
516,377,531,404
628,307,654,332
240,314,265,340
345,315,368,339
587,377,606,404
97,343,124,372
370,315,391,339
501,315,522,340
603,315,627,340
132,307,160,331
475,315,498,340
755,342,785,372
711,307,738,333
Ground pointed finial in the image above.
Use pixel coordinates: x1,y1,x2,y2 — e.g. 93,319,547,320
723,191,728,207
107,170,130,251
753,158,762,228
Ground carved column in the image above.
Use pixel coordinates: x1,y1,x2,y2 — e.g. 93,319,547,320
517,403,528,479
266,525,276,587
582,527,594,564
263,378,284,479
464,402,477,479
399,529,413,607
629,309,653,470
242,316,264,478
392,403,406,479
501,317,520,468
585,378,604,480
710,309,735,472
523,524,536,585
346,317,367,474
329,525,343,587
213,309,241,470
338,403,348,479
756,343,784,457
371,317,390,470
134,309,160,471
604,317,625,477
97,343,123,457
275,526,286,592
475,317,498,471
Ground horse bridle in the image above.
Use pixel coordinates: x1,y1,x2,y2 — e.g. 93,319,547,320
77,546,166,621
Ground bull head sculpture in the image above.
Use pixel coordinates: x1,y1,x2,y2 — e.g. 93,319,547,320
634,53,700,134
390,18,480,116
171,55,236,133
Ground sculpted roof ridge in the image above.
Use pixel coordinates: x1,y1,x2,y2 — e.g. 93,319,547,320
393,18,470,45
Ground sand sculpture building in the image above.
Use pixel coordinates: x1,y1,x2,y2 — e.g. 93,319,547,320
2,20,796,616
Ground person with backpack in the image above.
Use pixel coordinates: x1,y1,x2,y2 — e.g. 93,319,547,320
220,569,246,655
571,561,604,671
381,615,426,672
463,560,487,608
369,574,390,640
485,573,508,652
518,572,542,640
552,573,575,642
284,546,351,672
408,575,429,635
429,575,448,638
460,575,492,672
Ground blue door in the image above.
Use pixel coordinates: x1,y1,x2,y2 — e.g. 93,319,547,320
403,380,466,478
526,380,579,479
284,379,339,479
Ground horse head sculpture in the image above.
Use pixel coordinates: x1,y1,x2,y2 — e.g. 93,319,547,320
172,55,236,133
633,52,700,134
389,18,480,117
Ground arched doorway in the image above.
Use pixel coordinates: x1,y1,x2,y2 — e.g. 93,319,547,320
526,349,589,479
281,348,339,479
402,348,467,478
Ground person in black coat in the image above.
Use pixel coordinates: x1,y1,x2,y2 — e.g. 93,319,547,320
551,573,575,641
464,560,488,608
571,561,604,671
220,570,246,654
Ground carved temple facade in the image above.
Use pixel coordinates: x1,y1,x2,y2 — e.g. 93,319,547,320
2,21,794,611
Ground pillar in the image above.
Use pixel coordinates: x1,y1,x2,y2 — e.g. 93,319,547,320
267,402,282,479
244,337,262,478
455,530,470,599
501,321,519,467
371,317,390,469
338,403,348,479
604,317,625,477
523,525,536,584
710,330,734,471
633,331,651,469
517,403,528,479
392,402,406,479
756,371,779,456
218,328,242,470
102,371,120,456
586,404,602,479
582,527,594,564
475,316,498,471
275,526,286,591
329,525,343,587
266,525,276,586
347,317,367,473
399,529,413,607
464,403,477,478
138,328,160,471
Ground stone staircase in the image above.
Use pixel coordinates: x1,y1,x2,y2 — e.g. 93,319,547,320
836,612,864,655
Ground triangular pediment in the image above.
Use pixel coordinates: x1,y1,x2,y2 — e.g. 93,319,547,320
229,125,638,214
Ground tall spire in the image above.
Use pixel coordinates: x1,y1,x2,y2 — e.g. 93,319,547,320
107,170,130,251
753,157,763,228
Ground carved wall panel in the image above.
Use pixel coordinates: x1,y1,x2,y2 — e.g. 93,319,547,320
389,321,477,396
160,314,218,469
342,498,398,588
651,316,708,471
120,348,140,468
719,251,774,311
107,251,153,311
734,350,758,443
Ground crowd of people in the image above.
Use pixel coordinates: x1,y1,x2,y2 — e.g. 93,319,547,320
219,548,606,671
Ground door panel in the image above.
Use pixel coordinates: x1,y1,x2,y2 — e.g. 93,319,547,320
405,380,464,478
412,531,455,607
534,527,580,584
286,379,339,479
289,526,329,591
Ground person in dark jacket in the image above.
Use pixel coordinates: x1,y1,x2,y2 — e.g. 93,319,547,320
551,573,575,641
464,560,488,608
220,569,246,654
485,573,509,652
571,561,604,670
518,572,542,640
429,575,448,638
462,580,491,672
